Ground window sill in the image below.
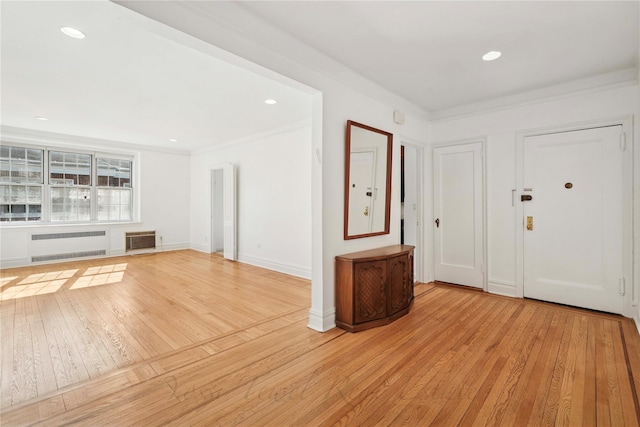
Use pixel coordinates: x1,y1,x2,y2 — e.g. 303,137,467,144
0,221,142,230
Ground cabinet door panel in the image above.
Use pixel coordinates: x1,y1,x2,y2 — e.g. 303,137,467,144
354,260,387,323
388,254,411,315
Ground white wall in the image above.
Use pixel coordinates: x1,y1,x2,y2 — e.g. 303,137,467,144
136,149,191,253
118,2,433,331
431,84,639,321
190,124,313,279
0,129,191,268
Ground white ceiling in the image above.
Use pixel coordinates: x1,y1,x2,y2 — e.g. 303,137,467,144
2,1,638,152
233,0,639,115
0,1,313,152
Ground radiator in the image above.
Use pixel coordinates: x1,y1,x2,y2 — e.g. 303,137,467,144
30,230,108,263
126,231,156,251
33,250,107,263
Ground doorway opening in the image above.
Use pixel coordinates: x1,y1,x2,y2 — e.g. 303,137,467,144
211,168,224,254
210,164,237,261
401,143,423,282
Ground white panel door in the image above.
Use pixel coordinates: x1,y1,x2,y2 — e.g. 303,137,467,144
433,142,484,288
523,126,623,313
223,163,236,261
348,150,376,235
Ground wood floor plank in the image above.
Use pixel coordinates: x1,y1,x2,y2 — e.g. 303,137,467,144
555,314,588,426
603,320,625,425
581,316,598,426
298,291,484,425
30,318,57,401
2,250,640,426
65,288,135,369
521,311,567,426
0,296,16,409
162,288,458,424
508,311,566,425
611,320,639,425
595,317,613,427
537,310,575,425
620,318,640,420
455,304,539,426
372,298,516,426
11,297,38,406
54,289,117,380
452,308,555,426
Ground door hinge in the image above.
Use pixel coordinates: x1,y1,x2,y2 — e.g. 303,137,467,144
620,133,627,152
619,277,626,296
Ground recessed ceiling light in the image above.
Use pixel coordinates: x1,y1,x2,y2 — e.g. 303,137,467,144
482,51,502,61
60,26,85,39
169,138,178,142
264,99,277,105
35,116,49,121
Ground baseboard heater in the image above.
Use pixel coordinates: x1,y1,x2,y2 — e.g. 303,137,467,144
32,230,107,240
126,231,156,251
33,250,106,263
30,231,108,263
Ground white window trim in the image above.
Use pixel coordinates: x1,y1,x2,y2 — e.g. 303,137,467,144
1,141,137,226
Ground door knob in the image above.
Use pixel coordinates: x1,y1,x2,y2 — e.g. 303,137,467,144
435,218,440,228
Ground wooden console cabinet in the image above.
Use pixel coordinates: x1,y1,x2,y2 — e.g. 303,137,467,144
335,245,414,332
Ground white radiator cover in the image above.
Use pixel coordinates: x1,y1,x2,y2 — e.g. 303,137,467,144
29,230,109,263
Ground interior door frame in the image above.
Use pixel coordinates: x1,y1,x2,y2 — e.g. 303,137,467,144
399,140,425,283
209,163,237,261
431,137,487,291
515,116,634,317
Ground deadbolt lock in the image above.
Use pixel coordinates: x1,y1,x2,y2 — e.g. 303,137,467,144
527,216,533,231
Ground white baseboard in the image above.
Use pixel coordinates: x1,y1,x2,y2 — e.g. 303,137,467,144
238,254,311,280
156,243,190,252
111,242,189,257
0,258,29,269
1,243,192,269
307,308,336,332
190,243,210,253
488,280,517,297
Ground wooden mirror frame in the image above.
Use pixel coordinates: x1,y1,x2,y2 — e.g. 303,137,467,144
344,120,393,240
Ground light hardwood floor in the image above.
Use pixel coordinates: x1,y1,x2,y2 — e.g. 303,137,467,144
1,250,639,426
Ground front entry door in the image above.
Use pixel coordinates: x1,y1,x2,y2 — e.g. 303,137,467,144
433,142,484,288
523,126,624,314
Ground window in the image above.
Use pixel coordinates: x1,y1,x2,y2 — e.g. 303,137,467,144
0,146,44,222
0,144,134,223
50,151,92,222
97,158,132,221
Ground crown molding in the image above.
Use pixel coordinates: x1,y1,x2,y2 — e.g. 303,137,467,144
430,67,638,122
0,126,190,156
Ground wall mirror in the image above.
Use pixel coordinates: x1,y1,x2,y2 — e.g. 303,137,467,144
344,120,393,239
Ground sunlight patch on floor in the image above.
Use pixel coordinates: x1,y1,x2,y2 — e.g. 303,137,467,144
0,276,18,289
1,279,68,300
0,263,129,299
18,269,78,285
71,271,125,289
